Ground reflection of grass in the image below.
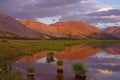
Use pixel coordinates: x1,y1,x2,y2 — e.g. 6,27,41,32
0,39,120,63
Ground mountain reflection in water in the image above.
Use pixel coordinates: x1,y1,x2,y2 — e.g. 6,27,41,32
13,43,120,80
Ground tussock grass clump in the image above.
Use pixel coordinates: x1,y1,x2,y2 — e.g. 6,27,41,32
57,59,64,66
57,59,64,73
26,67,35,73
47,51,54,57
72,62,88,76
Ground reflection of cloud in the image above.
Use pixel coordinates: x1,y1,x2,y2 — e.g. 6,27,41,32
98,69,113,75
36,57,57,65
95,51,120,59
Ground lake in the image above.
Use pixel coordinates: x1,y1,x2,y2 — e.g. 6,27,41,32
13,43,120,80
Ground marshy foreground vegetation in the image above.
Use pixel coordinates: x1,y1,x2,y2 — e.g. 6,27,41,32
0,39,120,80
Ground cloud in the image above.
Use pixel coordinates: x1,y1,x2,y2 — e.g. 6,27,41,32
98,6,113,11
0,0,120,28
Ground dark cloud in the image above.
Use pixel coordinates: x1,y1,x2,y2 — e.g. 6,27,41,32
0,0,32,18
0,0,120,27
35,0,80,8
60,9,120,24
20,0,99,19
85,9,120,23
0,0,97,19
88,9,120,16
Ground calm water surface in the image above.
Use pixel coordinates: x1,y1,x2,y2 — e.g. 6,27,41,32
13,43,120,80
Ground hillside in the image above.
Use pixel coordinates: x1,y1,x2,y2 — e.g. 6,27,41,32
104,26,120,38
0,12,37,38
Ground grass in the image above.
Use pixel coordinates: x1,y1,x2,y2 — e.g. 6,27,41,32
0,39,120,65
0,70,25,80
2,61,11,67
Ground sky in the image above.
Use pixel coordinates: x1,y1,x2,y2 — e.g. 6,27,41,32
0,0,120,29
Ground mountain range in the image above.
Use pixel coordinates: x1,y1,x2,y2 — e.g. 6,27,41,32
19,20,103,39
0,12,119,39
